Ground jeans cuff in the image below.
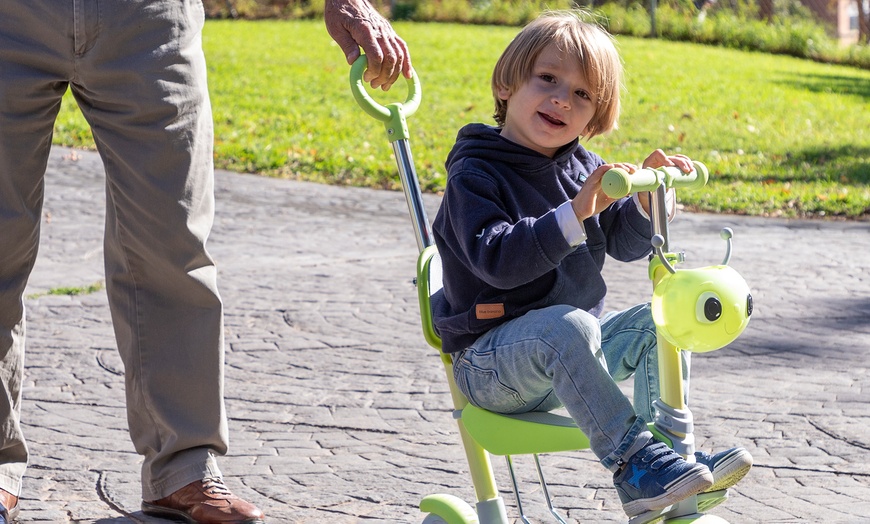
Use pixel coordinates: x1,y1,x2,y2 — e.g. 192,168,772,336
601,420,653,473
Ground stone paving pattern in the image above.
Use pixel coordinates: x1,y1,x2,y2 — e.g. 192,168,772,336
15,146,870,522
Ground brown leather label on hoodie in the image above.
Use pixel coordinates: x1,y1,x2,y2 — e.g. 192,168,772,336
476,303,505,320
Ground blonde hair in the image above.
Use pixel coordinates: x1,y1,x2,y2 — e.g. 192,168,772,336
491,11,622,139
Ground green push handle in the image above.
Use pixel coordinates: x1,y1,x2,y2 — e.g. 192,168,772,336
349,55,421,143
601,161,709,199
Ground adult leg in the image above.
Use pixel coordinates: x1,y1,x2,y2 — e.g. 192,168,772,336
0,0,75,498
68,0,226,501
452,305,652,470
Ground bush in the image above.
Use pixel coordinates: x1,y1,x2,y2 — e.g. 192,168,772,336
410,0,575,25
597,2,866,68
598,3,651,35
201,0,869,69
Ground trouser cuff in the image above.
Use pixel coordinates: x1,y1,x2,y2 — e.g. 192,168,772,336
601,420,653,473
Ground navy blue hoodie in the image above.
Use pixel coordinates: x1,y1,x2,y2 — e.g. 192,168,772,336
432,123,653,354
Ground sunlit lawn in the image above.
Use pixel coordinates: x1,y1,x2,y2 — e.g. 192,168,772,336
52,20,870,218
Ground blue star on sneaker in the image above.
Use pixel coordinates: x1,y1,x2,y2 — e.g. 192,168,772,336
628,464,647,489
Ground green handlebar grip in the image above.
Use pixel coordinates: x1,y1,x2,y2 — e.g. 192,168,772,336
602,167,662,198
349,55,421,142
602,161,708,198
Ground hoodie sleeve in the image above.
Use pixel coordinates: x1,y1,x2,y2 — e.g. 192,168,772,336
574,146,652,263
599,195,654,262
435,166,575,290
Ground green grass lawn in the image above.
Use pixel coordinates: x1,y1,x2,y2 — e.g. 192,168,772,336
53,20,870,218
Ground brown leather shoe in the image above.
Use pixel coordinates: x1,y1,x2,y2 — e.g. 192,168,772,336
141,477,264,524
0,488,19,523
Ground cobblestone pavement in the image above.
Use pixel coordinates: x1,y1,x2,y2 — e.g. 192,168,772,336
15,146,870,523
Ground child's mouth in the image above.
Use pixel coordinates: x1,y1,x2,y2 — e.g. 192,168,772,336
539,112,565,126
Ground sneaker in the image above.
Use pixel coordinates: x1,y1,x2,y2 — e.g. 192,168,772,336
613,440,714,517
694,447,753,492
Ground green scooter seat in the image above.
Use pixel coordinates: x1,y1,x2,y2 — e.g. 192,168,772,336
418,246,591,457
461,403,590,456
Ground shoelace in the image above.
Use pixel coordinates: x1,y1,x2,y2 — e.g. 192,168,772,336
202,478,234,498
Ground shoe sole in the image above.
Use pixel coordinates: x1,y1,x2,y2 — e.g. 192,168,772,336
141,501,198,523
141,501,265,524
706,448,753,492
622,465,714,517
2,504,19,523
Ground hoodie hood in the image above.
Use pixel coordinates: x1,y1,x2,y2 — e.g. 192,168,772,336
446,123,580,176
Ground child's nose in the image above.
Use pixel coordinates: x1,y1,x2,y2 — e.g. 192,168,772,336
552,89,571,108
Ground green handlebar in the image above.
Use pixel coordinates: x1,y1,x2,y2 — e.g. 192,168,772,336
349,55,421,142
601,161,709,199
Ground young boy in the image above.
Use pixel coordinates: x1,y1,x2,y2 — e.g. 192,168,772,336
431,11,752,517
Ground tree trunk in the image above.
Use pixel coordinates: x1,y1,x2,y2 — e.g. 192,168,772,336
758,0,774,21
859,0,870,44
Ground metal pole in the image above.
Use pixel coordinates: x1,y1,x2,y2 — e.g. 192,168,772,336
391,139,434,252
648,184,670,251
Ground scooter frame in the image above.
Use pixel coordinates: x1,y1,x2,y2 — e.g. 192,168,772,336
349,57,751,524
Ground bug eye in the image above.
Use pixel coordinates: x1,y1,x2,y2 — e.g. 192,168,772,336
696,292,722,323
704,298,722,321
746,294,753,317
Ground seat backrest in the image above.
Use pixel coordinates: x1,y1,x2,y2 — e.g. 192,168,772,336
415,245,593,455
416,245,443,351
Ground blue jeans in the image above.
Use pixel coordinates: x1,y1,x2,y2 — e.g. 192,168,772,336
452,303,687,471
599,303,690,425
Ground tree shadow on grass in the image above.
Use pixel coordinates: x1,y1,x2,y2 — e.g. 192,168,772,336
780,144,870,185
776,71,870,100
770,71,870,186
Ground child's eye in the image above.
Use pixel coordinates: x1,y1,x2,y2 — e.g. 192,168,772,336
539,74,556,83
576,90,591,100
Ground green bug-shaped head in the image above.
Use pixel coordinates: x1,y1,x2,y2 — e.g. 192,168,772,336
651,264,753,353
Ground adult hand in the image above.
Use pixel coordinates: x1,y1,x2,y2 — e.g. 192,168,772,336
325,0,412,91
572,162,637,222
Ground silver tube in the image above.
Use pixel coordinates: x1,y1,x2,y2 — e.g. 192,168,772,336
391,139,434,252
649,184,670,251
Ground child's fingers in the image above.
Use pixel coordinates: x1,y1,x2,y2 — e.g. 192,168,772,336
668,154,694,172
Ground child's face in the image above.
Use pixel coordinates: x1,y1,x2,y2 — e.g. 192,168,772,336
497,43,597,157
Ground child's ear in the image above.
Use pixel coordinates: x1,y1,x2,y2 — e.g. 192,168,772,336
497,85,511,101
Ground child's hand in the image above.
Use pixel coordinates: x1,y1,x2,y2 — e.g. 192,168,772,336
571,162,636,222
642,149,693,171
636,149,691,217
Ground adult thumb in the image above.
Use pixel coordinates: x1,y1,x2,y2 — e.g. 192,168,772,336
333,32,361,65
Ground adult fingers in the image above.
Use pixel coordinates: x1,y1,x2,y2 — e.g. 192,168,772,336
358,22,410,90
329,27,362,66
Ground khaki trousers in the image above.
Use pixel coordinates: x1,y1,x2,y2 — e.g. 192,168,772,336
0,0,227,500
